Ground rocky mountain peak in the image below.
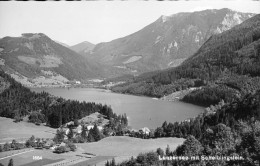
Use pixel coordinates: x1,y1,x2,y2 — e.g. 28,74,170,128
89,8,255,76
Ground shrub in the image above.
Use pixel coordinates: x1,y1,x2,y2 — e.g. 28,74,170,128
67,142,77,151
54,146,66,153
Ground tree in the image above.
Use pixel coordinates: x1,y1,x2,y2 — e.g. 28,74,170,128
213,123,236,155
156,147,164,157
162,121,168,131
8,158,13,166
136,153,147,165
87,132,95,142
238,120,260,165
3,142,11,151
178,135,203,156
89,124,102,141
81,125,88,139
154,127,164,137
54,130,65,143
67,128,74,140
35,138,42,147
14,110,22,122
28,111,45,124
146,152,159,165
105,160,109,166
74,119,79,127
25,136,36,148
10,140,17,149
111,158,116,166
54,146,66,154
67,142,77,151
165,144,171,156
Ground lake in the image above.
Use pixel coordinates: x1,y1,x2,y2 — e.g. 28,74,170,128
31,88,204,129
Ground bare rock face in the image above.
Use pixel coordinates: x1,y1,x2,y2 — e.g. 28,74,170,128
90,8,255,74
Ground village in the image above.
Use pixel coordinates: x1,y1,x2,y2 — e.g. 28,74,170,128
0,112,157,166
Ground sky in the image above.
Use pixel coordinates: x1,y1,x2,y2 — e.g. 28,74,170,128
0,1,259,46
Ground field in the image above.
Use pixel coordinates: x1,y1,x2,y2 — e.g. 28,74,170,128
77,136,184,156
0,149,74,166
76,136,185,165
0,117,56,143
0,136,184,166
0,116,184,166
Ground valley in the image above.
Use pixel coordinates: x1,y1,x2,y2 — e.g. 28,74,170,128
0,5,260,166
0,9,255,88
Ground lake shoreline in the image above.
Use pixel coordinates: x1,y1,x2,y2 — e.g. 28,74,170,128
31,87,204,129
31,86,204,109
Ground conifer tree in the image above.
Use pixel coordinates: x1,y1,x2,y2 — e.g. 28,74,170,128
8,159,13,166
165,144,170,156
81,125,88,139
67,128,74,140
111,158,116,166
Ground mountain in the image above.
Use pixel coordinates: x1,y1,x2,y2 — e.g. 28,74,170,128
111,14,260,105
91,8,255,75
0,33,106,86
54,40,70,48
70,41,95,56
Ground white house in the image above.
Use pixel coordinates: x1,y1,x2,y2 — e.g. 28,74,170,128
139,127,150,135
86,125,103,131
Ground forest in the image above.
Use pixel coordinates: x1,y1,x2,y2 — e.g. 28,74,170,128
112,90,260,166
0,70,128,131
111,14,260,107
105,15,260,166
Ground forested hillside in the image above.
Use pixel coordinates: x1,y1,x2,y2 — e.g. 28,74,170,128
105,14,260,166
114,79,260,166
0,70,127,129
111,14,260,106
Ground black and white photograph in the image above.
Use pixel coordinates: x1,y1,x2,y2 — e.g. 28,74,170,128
0,0,260,165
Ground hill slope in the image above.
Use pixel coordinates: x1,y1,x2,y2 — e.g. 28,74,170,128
111,14,260,106
0,33,106,86
54,40,70,48
70,41,95,56
91,8,254,74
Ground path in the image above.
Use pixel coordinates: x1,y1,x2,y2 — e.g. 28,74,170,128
0,149,34,160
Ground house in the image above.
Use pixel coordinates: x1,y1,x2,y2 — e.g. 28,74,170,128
65,128,70,135
44,140,54,149
87,125,94,130
51,144,59,150
139,127,150,135
86,125,103,131
60,142,66,147
65,121,74,127
75,125,82,134
97,126,103,130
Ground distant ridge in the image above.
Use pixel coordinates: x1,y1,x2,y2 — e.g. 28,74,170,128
70,41,95,56
54,40,70,48
90,8,255,75
111,14,260,102
0,33,107,86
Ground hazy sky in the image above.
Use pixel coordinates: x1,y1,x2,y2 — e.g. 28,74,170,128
0,1,259,46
